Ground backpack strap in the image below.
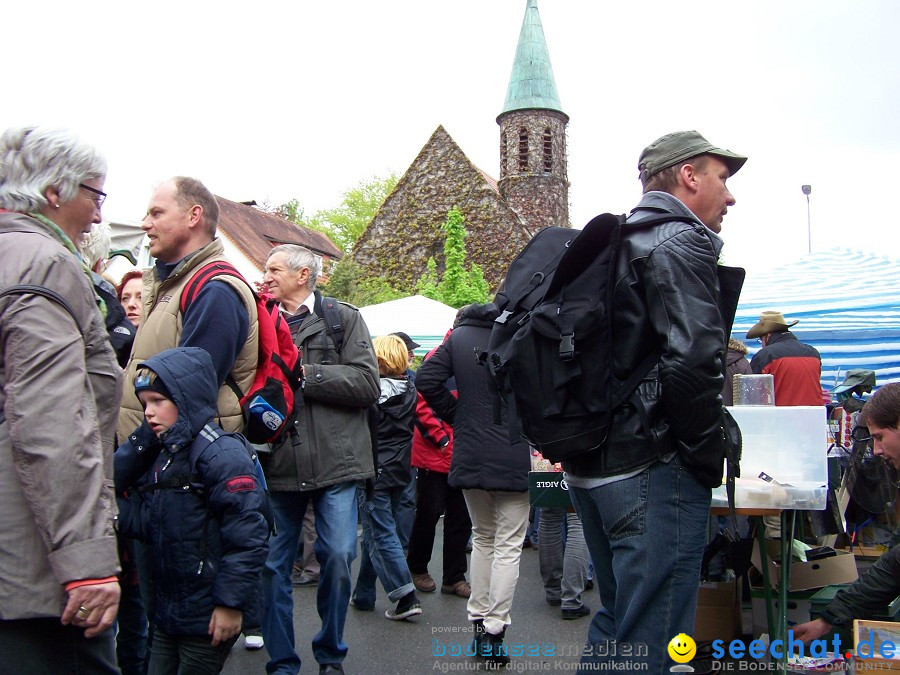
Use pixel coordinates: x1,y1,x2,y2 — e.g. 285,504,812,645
135,423,223,573
179,261,247,314
136,424,220,495
0,284,85,339
320,296,345,355
179,262,251,402
0,285,87,428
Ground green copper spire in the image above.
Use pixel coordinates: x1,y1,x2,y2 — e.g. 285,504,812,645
500,0,564,116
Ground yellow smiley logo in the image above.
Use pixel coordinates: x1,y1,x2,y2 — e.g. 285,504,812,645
667,633,697,663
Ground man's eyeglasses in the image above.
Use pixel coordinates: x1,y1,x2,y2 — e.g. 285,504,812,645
79,183,107,208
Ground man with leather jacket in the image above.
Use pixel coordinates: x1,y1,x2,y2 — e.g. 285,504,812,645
563,131,747,672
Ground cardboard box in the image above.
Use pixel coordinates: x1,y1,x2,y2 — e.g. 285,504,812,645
853,619,900,669
751,540,858,591
694,579,741,642
750,584,816,635
528,471,573,508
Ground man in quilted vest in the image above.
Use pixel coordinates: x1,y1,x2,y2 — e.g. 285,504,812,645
118,176,259,445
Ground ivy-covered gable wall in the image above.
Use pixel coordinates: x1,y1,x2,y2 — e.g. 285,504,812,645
350,125,532,292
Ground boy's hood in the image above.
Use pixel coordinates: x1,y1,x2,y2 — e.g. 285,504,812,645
137,347,219,446
379,376,416,419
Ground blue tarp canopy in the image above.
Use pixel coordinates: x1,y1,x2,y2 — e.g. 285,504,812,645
732,249,900,391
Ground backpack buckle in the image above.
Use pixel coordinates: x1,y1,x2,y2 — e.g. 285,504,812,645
559,334,575,360
495,310,512,325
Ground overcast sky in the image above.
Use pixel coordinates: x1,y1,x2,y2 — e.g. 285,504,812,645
4,0,897,275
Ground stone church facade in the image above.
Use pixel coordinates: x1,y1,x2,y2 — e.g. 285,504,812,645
351,0,570,292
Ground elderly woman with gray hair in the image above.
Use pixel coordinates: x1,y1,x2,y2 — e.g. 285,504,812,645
0,126,123,673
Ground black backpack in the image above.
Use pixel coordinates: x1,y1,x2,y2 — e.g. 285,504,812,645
485,213,696,463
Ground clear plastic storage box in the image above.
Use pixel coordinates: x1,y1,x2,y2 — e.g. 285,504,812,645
710,405,828,510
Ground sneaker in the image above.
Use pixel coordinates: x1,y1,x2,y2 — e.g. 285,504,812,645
440,580,471,598
385,601,423,621
244,634,265,650
412,572,436,593
561,605,591,620
292,572,319,587
545,595,562,607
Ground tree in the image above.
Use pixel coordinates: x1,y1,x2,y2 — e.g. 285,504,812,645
320,259,405,307
269,198,331,237
417,207,490,308
316,173,398,252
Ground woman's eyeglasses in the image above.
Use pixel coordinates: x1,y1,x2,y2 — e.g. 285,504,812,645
79,183,107,208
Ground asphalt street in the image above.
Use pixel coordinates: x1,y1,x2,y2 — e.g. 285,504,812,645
224,519,591,674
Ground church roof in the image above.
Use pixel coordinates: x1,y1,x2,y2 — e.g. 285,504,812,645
500,0,565,116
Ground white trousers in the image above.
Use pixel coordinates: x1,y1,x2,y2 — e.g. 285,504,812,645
463,489,530,636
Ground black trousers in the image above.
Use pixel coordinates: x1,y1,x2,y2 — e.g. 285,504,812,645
0,619,118,674
406,468,472,585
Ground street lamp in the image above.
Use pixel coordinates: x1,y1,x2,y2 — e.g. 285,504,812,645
801,185,812,254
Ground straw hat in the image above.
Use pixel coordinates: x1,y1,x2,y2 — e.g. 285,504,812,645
745,311,799,339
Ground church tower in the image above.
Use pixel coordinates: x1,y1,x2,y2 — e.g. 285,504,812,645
497,0,570,232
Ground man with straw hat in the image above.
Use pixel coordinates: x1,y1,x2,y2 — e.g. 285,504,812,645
746,310,823,406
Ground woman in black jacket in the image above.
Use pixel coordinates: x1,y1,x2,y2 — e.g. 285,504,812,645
351,335,423,621
416,303,531,666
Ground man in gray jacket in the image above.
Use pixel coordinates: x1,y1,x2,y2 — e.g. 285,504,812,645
259,244,380,675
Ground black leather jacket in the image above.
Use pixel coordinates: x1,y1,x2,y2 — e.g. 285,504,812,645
563,192,744,488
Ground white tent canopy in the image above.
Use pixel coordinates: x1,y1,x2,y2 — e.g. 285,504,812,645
359,295,457,354
733,249,900,390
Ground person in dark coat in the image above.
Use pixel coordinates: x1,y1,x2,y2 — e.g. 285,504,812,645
416,303,531,666
115,347,269,674
723,337,752,406
406,332,473,599
794,383,900,642
351,335,423,621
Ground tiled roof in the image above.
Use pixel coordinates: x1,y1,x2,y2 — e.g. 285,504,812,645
215,196,342,273
476,166,500,194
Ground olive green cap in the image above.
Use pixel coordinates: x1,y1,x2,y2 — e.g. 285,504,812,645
638,130,747,183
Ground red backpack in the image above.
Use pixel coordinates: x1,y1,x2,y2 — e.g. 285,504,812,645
180,261,303,443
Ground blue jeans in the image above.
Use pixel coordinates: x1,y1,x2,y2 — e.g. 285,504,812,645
538,507,589,610
395,468,417,550
353,485,415,609
568,456,710,673
262,482,358,673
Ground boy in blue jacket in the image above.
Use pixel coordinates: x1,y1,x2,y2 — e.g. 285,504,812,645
115,347,269,674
